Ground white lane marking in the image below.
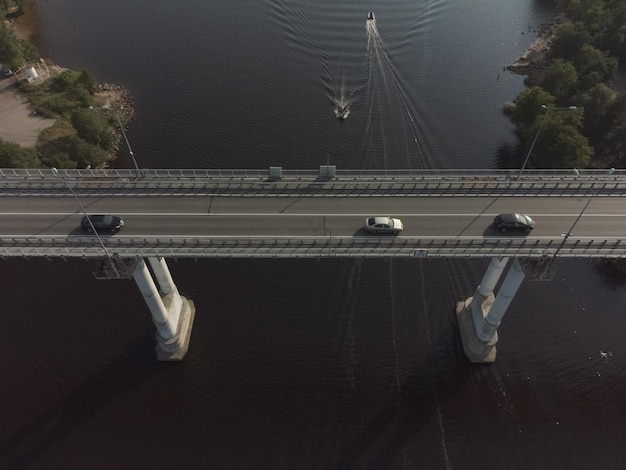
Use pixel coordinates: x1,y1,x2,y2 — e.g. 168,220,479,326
16,234,623,241
2,212,626,217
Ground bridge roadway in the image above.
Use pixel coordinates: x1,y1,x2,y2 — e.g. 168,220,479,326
1,168,626,259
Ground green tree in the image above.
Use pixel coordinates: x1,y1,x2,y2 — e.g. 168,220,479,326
74,87,94,107
531,119,592,168
598,94,626,163
541,59,578,99
510,86,556,141
42,151,77,169
67,136,109,168
71,108,116,150
75,71,98,95
0,139,40,167
603,1,626,61
567,0,609,35
572,43,618,86
0,19,38,69
549,22,592,62
0,21,22,67
572,83,615,139
512,91,588,169
55,69,81,90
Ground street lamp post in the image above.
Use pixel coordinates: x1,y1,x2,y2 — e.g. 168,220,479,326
519,104,577,177
51,167,121,278
536,194,593,280
115,109,142,179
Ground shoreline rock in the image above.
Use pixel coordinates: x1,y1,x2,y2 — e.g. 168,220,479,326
96,83,135,122
507,13,566,76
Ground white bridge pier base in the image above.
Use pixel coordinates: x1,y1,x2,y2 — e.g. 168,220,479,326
456,257,526,363
132,258,196,361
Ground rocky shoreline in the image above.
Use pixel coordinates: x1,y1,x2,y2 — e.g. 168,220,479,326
507,13,566,76
96,83,135,122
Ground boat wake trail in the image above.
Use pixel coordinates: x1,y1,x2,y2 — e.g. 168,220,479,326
333,77,352,120
322,55,367,123
363,14,428,170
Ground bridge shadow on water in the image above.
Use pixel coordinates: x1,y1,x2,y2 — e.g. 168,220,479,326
330,315,476,469
0,330,161,470
0,257,493,469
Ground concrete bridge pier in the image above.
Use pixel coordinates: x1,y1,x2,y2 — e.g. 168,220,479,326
456,257,526,363
132,257,196,361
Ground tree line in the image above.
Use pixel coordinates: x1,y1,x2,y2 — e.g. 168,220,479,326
506,0,626,170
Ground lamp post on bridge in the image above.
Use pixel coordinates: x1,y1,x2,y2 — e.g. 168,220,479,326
534,183,595,280
519,104,577,177
115,108,143,179
51,167,122,278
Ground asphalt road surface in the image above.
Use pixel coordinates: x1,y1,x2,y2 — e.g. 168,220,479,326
1,195,623,239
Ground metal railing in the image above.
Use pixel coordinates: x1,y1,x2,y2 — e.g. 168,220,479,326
0,167,624,181
1,236,624,259
2,169,626,198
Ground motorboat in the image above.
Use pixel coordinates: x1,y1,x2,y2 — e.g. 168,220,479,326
367,11,374,20
336,105,349,120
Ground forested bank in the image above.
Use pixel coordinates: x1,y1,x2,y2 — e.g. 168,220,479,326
506,0,626,170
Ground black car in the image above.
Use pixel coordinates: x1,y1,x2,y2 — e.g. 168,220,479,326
494,213,535,232
81,214,125,233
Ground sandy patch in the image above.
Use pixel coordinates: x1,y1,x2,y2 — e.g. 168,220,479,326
0,78,55,147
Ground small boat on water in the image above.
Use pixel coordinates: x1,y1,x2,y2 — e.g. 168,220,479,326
367,11,374,20
336,105,350,120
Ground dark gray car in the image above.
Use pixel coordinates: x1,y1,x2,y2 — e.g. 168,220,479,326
494,213,535,232
81,215,125,233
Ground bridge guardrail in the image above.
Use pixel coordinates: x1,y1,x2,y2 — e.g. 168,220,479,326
2,171,626,197
1,236,625,259
1,167,624,181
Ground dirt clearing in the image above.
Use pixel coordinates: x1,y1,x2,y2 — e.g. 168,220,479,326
0,78,55,147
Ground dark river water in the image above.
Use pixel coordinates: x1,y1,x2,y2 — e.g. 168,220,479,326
2,1,626,469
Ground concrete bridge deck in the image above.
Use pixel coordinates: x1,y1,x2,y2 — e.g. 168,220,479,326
1,167,625,259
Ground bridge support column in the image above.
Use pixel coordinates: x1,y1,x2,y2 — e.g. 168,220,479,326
456,257,526,363
133,258,196,361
